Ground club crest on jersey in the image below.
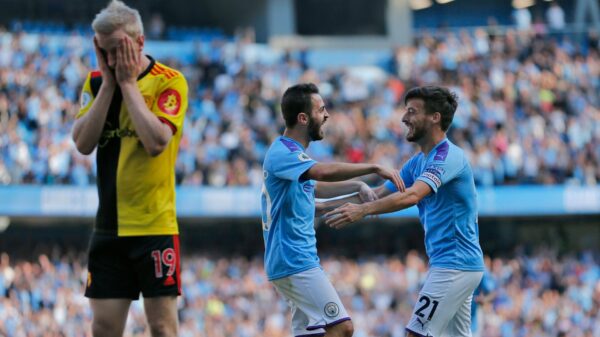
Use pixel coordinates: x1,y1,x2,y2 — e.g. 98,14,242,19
298,153,312,162
158,89,181,116
80,92,92,109
324,302,340,318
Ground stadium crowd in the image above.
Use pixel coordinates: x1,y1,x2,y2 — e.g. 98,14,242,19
0,249,599,337
0,25,599,187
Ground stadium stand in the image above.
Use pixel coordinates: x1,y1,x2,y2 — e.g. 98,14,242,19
1,250,599,337
0,26,598,188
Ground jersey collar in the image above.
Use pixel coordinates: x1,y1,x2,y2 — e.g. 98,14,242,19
137,55,156,80
280,136,306,151
424,138,449,158
432,138,448,151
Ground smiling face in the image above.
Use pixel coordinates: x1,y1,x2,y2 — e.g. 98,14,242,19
402,98,433,143
306,94,329,141
95,29,144,70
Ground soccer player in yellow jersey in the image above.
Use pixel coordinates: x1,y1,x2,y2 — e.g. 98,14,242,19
71,1,187,336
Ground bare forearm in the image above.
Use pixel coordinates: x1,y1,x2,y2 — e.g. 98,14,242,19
310,163,378,182
120,83,172,156
315,181,363,198
363,191,418,216
316,194,362,216
72,84,115,154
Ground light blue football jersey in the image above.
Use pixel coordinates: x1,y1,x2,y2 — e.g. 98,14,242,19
385,138,484,271
261,136,320,280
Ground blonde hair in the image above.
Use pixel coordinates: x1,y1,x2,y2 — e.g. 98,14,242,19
92,0,144,38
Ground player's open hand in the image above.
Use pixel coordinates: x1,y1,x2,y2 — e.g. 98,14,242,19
116,36,142,85
375,165,405,192
357,182,377,202
93,37,115,87
325,203,366,229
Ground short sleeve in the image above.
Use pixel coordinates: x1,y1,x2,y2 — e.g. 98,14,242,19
384,157,416,193
417,152,464,193
152,73,188,135
76,72,95,119
271,149,317,181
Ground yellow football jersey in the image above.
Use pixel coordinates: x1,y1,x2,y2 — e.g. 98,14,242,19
77,56,188,236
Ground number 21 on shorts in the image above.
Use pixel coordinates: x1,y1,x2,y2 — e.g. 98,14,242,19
151,249,176,278
415,295,439,321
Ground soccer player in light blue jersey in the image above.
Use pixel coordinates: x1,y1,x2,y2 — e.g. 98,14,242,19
325,86,485,337
261,83,404,337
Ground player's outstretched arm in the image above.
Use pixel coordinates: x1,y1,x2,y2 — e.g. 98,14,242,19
325,181,431,229
116,36,173,157
315,180,376,199
304,162,404,191
315,184,392,216
315,194,361,217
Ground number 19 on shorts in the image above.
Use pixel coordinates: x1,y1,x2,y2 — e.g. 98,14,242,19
151,249,177,278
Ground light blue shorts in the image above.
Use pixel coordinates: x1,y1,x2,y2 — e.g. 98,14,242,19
272,267,351,337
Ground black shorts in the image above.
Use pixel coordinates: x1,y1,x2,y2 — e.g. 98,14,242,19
85,233,181,300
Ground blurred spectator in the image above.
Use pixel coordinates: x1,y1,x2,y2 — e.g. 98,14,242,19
513,7,532,31
147,13,165,40
546,2,566,31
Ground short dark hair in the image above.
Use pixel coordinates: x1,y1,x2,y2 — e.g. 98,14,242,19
281,83,319,128
404,86,458,132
